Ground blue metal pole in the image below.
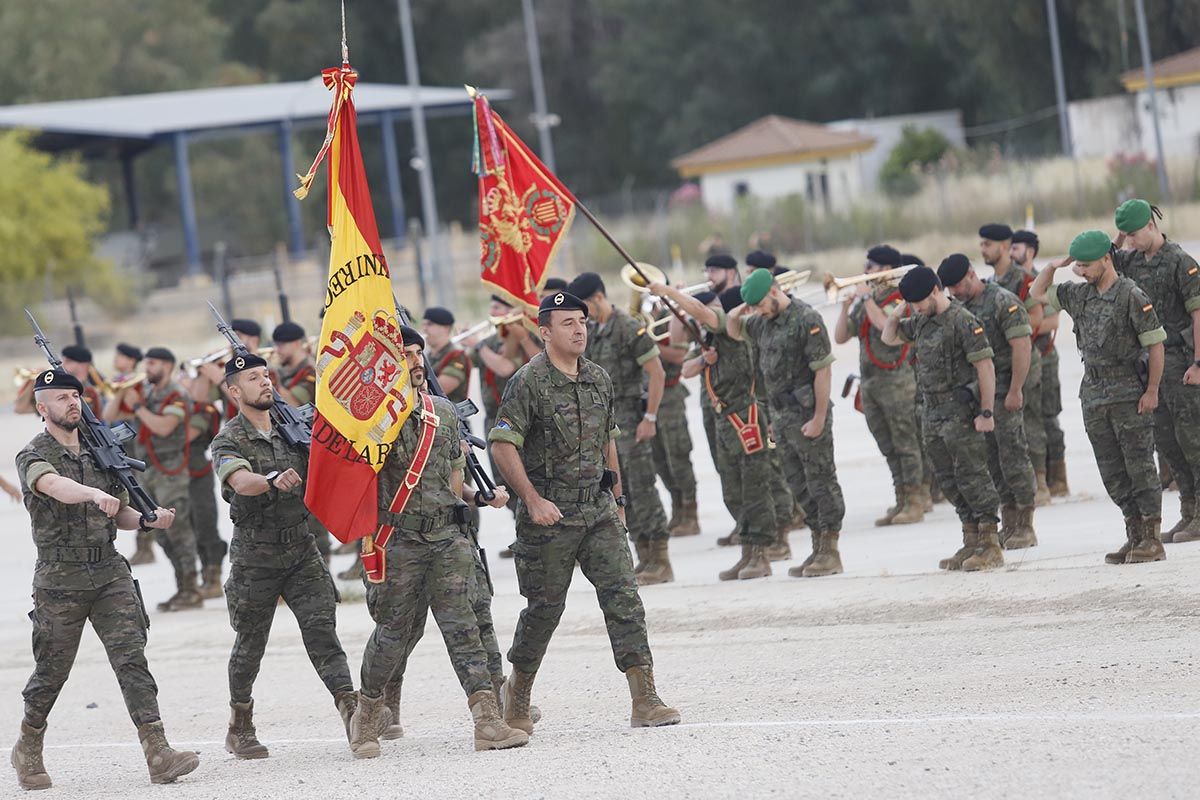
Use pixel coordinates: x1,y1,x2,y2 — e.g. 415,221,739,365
380,111,407,244
278,120,306,256
172,131,201,276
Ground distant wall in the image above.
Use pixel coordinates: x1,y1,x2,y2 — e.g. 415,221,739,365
829,110,966,191
1070,86,1200,160
698,154,867,213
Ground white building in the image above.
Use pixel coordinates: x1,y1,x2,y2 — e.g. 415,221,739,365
829,109,966,192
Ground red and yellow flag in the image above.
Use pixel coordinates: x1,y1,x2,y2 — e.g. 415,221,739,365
472,89,576,314
295,65,413,543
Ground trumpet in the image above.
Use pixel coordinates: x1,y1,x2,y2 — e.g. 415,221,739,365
12,366,38,388
822,265,916,303
450,311,527,345
99,372,147,396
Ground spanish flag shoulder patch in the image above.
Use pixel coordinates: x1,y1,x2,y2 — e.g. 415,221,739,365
1188,266,1198,275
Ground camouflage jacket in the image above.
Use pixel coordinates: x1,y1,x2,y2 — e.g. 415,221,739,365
428,343,472,403
187,399,221,477
1113,239,1200,355
16,432,131,590
139,380,190,475
473,331,526,420
743,297,835,415
696,308,757,416
278,358,317,407
848,285,913,382
584,307,660,412
897,303,994,410
962,283,1034,394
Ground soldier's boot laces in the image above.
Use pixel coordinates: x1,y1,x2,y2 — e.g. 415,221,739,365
1126,517,1166,564
380,681,403,740
764,525,791,561
626,665,681,728
939,523,979,571
129,530,156,566
874,486,902,526
889,485,926,525
349,693,391,759
1165,497,1199,543
1003,506,1038,550
225,700,269,759
738,544,772,580
787,530,820,577
962,522,1004,571
918,480,935,512
1105,518,1138,564
501,671,537,735
335,690,359,744
635,540,674,586
718,544,752,581
11,720,51,791
1034,469,1052,507
1047,458,1070,497
198,564,224,600
798,530,843,578
494,676,541,723
337,554,364,581
469,690,529,751
716,527,740,547
157,571,203,612
633,539,651,574
138,722,199,785
997,505,1017,547
669,499,700,537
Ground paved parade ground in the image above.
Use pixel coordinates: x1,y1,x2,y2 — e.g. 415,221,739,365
0,307,1197,799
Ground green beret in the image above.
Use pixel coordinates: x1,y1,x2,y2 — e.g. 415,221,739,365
1068,230,1112,263
1114,198,1152,233
740,268,774,305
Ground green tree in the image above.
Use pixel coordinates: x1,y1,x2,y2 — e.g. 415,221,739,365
880,126,952,197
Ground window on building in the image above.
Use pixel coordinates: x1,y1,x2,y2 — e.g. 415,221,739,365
734,181,750,199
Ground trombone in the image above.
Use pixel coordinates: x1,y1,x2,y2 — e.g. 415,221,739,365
822,264,916,304
450,311,527,345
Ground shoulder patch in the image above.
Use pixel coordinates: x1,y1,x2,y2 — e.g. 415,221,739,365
973,326,984,335
809,325,821,335
495,418,512,430
1188,267,1198,275
635,327,646,337
1142,303,1153,312
1007,304,1018,312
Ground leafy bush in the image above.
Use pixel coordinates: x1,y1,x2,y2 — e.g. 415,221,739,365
880,126,953,197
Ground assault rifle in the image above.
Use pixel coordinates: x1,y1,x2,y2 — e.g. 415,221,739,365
208,302,313,448
25,310,158,524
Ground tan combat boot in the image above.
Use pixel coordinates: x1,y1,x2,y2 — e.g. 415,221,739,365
1003,507,1038,550
799,531,843,578
337,555,364,581
738,545,772,580
889,485,926,525
493,676,540,723
137,722,199,784
129,530,156,566
928,479,945,506
962,522,1004,571
625,665,681,727
939,522,979,571
1047,459,1070,497
787,530,820,577
874,487,902,526
764,525,791,561
1034,469,1052,507
198,564,223,600
665,491,681,532
716,527,740,547
349,693,392,759
633,539,651,574
157,571,203,612
335,690,358,744
1163,497,1197,543
381,681,404,740
669,500,700,537
997,505,1017,547
1127,517,1167,563
11,720,51,790
501,670,537,735
1105,518,1137,564
468,690,529,751
718,544,752,581
636,540,674,586
225,700,269,759
918,481,935,512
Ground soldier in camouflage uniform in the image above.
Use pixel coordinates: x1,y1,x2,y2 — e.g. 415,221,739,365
490,289,680,735
650,308,700,537
350,325,526,758
184,387,226,598
834,245,926,526
940,254,1040,550
422,307,472,403
1032,230,1168,563
209,353,356,760
1111,200,1200,543
883,266,1005,571
568,272,674,585
12,369,198,789
729,269,845,577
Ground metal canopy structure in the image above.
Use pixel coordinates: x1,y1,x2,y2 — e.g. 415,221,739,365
0,80,510,274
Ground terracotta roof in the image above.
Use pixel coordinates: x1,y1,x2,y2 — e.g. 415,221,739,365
671,115,874,177
1121,45,1200,91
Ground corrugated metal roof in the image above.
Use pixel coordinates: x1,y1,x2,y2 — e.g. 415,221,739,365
671,115,874,177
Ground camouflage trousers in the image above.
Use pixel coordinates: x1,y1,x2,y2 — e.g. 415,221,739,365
713,405,778,545
922,402,1000,524
614,403,669,543
189,467,227,568
1041,347,1066,464
1022,364,1047,476
985,393,1037,508
508,500,651,674
360,531,491,698
1153,352,1200,501
1083,401,1160,519
225,542,351,703
861,372,924,489
24,576,159,728
141,471,198,577
770,405,845,532
651,385,697,504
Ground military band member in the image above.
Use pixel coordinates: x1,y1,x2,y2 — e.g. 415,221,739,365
650,305,700,537
112,342,143,381
210,353,357,759
540,277,569,299
490,290,680,734
178,373,226,599
882,266,1004,571
1031,231,1168,563
15,345,102,417
192,318,263,422
422,307,472,403
12,369,199,789
1111,199,1200,543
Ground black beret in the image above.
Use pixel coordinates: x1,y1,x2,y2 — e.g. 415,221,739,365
899,266,941,303
704,254,738,270
272,321,306,343
978,223,1014,242
231,318,262,338
115,342,143,361
718,286,745,313
423,307,455,326
32,369,84,393
224,352,269,378
745,250,777,269
900,253,925,267
542,277,569,292
490,294,513,307
399,325,425,349
61,345,92,364
693,290,718,306
144,346,176,363
537,290,589,318
771,266,791,277
567,272,605,300
936,254,972,288
866,245,902,267
1012,229,1039,248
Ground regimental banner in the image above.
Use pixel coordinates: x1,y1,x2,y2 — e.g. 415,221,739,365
295,65,413,543
471,89,577,314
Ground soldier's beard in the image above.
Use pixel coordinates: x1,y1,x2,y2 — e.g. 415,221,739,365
244,395,274,411
410,368,425,389
48,409,80,431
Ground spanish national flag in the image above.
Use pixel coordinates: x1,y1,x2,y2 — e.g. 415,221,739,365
294,64,414,543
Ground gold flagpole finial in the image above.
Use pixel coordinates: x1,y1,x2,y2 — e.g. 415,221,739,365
464,84,479,99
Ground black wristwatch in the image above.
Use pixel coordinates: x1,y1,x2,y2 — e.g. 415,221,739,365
979,409,993,419
264,470,280,489
613,495,627,508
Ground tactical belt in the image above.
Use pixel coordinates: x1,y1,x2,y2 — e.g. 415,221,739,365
240,521,309,544
388,507,466,533
541,485,601,504
1084,363,1136,380
39,545,116,563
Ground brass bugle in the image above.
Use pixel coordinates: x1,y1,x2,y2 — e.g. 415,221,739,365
13,366,38,388
822,265,916,302
450,311,527,345
101,372,147,396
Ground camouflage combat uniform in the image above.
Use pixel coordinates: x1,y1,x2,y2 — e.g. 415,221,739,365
1038,314,1066,468
474,331,529,513
276,358,330,558
992,267,1047,481
650,340,698,511
428,342,472,403
211,414,352,703
187,399,227,570
137,381,199,584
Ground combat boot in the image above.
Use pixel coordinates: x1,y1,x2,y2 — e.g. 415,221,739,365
939,522,979,571
666,491,681,531
198,564,223,600
1034,469,1052,507
633,539,651,574
1047,459,1070,497
764,525,791,561
1163,497,1197,543
962,522,1004,571
716,526,741,547
468,691,529,751
918,481,935,512
137,722,199,785
798,531,843,578
1105,518,1137,564
997,505,1017,547
337,554,364,581
718,544,752,581
11,720,51,790
791,505,808,531
928,479,945,506
349,693,392,759
787,530,820,577
1127,517,1166,563
670,500,700,537
381,681,404,740
889,485,926,525
129,530,156,566
157,571,203,612
1003,507,1038,550
738,545,772,580
225,700,269,759
626,665,681,727
494,676,539,723
501,670,537,735
333,540,358,556
636,540,674,586
874,487,902,526
335,690,358,744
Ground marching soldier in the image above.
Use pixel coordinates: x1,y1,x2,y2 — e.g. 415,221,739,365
567,272,673,585
650,307,700,537
728,268,845,577
350,325,527,758
489,290,680,735
540,278,569,299
15,345,102,417
421,307,472,403
210,353,357,759
12,369,199,789
833,245,926,526
1111,199,1200,543
471,295,541,484
192,318,263,422
882,266,1005,571
939,254,1040,550
178,373,226,599
112,342,143,382
1030,231,1168,563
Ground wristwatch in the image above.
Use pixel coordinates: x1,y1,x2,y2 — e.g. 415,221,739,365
264,470,280,489
642,413,657,423
979,409,994,419
613,495,628,508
